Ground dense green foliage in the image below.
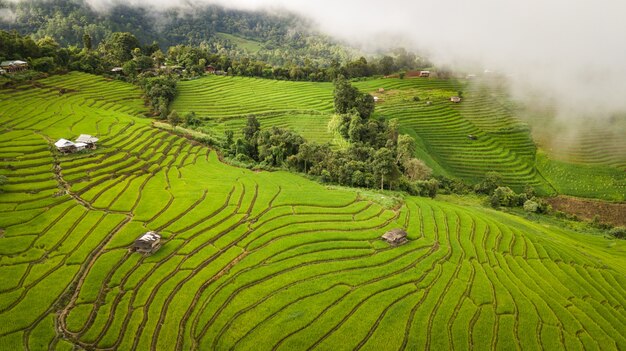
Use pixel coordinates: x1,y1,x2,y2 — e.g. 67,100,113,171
0,0,429,74
0,73,625,350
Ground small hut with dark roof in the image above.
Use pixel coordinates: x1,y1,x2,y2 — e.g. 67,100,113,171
132,231,162,254
382,228,408,246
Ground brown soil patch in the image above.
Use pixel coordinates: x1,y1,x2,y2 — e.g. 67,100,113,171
545,196,626,226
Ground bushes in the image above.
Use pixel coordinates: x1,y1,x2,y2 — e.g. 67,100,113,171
489,186,550,213
523,200,539,213
31,57,56,72
474,172,503,195
609,227,626,239
399,177,439,198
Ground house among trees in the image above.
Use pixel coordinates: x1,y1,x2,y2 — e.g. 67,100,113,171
382,228,408,246
205,65,216,74
0,60,29,73
0,69,6,75
419,70,430,77
111,67,123,73
132,231,162,254
450,96,462,103
76,134,99,149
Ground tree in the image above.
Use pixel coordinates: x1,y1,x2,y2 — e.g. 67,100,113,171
242,116,260,140
333,75,358,115
36,37,60,58
396,134,416,164
82,34,92,51
379,56,395,75
490,186,517,208
140,76,177,111
475,171,503,195
152,50,165,68
31,57,55,72
224,130,234,147
168,110,181,127
403,158,432,181
122,60,138,76
101,32,141,65
373,147,398,190
184,111,200,127
333,75,376,119
355,93,375,119
523,200,539,213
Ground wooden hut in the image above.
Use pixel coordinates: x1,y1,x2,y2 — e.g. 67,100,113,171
382,228,408,246
450,96,462,103
132,231,162,254
205,65,216,74
419,70,430,77
54,139,76,153
76,134,99,149
0,60,29,73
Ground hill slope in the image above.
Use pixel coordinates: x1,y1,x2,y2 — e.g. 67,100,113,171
0,73,625,350
172,75,626,200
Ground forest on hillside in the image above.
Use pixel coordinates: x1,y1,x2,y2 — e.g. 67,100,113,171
0,0,429,68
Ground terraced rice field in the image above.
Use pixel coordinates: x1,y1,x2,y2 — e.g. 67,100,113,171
173,75,626,200
171,75,334,118
1,72,625,350
204,112,336,145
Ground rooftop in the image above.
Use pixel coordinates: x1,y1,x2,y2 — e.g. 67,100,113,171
54,139,75,148
76,134,99,143
137,231,161,242
1,60,28,66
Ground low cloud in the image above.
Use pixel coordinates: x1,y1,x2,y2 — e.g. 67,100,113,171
0,8,15,22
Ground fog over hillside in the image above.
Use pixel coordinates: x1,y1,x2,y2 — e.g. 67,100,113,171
8,0,626,125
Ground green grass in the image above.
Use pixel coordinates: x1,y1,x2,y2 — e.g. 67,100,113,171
0,72,624,350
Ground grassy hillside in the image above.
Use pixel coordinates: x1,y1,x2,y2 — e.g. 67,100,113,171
216,32,265,53
0,72,625,350
172,75,626,200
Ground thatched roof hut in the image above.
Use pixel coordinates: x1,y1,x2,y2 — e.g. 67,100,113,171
382,228,408,246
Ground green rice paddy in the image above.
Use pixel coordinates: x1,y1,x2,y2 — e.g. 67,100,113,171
172,75,626,200
0,72,625,350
